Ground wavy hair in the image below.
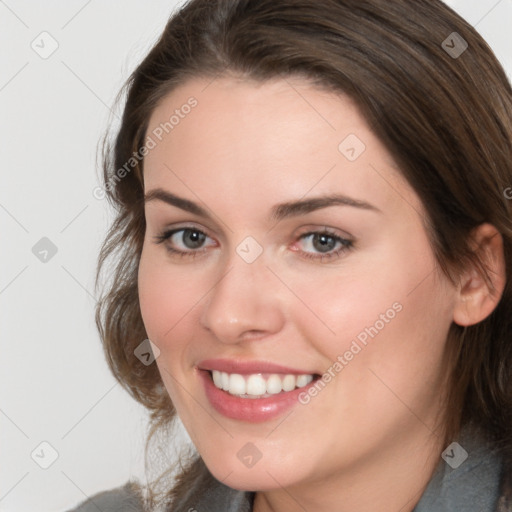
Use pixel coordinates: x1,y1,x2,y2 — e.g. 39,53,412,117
95,0,512,508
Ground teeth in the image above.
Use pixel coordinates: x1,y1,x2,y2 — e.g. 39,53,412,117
221,372,230,391
296,374,312,388
247,374,267,395
266,374,282,394
282,374,296,392
212,370,223,388
210,370,314,398
229,373,246,395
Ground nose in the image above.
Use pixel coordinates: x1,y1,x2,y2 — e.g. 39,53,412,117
199,255,286,345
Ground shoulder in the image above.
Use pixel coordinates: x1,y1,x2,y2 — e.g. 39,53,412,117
65,481,144,512
415,423,505,512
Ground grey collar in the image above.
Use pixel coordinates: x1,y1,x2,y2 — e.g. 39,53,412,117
413,425,502,512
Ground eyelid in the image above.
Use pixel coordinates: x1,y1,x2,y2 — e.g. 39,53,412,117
294,224,353,239
153,225,216,246
153,221,215,239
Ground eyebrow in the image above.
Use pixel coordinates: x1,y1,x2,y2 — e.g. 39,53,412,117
144,188,381,222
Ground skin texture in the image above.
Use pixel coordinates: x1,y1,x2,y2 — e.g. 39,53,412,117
137,76,505,512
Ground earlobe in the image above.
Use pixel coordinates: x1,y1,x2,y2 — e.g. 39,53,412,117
453,223,506,327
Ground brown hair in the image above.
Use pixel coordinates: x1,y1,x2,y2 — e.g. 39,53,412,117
95,0,512,508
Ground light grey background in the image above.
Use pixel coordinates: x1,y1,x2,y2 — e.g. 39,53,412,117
1,1,511,511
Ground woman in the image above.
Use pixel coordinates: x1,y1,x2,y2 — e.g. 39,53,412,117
69,0,512,510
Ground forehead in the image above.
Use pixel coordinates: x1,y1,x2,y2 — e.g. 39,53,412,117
146,76,369,163
143,76,423,221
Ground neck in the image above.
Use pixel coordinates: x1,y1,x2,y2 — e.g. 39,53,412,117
253,425,445,512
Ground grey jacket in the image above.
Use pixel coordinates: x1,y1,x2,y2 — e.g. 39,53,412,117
66,426,508,511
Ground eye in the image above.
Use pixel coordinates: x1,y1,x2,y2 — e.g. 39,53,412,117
153,226,353,263
293,229,354,262
153,227,216,258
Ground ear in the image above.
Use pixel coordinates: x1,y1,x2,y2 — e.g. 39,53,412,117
453,223,506,327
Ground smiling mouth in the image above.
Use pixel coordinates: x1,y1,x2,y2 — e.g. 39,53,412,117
208,370,321,398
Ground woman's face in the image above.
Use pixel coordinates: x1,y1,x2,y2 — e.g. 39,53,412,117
138,76,457,491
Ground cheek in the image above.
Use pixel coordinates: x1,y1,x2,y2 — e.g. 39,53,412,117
138,247,201,344
138,249,204,414
288,234,453,383
282,248,414,354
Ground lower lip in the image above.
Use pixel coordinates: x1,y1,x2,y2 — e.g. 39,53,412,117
199,369,317,422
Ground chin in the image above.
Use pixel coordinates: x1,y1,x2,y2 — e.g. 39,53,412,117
201,447,309,492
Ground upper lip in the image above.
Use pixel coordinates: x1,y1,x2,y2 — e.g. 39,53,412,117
197,358,317,375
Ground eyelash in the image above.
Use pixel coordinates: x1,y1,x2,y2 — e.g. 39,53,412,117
153,227,354,262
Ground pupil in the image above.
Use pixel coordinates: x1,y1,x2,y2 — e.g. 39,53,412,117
313,234,335,253
184,230,205,249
